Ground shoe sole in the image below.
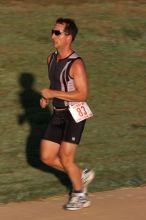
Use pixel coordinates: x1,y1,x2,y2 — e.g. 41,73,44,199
84,171,95,186
83,171,95,193
65,201,91,211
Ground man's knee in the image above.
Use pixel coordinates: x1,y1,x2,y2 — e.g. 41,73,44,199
40,152,54,166
40,142,54,166
60,155,73,169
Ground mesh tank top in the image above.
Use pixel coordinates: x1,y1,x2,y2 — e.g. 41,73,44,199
48,51,81,108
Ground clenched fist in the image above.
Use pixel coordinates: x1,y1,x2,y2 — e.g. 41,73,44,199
41,88,54,99
40,97,49,108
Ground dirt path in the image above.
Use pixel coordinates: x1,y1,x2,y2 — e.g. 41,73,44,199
0,186,146,220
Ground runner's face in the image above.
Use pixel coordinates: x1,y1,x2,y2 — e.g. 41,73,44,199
51,23,69,49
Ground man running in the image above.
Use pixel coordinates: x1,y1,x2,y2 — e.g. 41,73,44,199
40,18,95,211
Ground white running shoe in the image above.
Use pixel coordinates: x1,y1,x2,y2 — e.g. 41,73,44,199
65,193,91,211
82,169,95,194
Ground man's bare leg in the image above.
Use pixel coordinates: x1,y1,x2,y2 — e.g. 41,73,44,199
40,140,65,171
41,140,82,191
59,141,82,191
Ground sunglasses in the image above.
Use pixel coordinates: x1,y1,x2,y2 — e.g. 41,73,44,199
51,29,69,36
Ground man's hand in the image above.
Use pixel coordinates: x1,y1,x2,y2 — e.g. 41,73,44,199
40,97,49,108
41,88,54,99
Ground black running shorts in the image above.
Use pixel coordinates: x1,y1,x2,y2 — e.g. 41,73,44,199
43,109,86,145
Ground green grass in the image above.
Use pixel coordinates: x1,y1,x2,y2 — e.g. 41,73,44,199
0,0,146,203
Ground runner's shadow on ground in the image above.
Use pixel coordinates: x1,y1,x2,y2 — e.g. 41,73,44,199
17,72,71,192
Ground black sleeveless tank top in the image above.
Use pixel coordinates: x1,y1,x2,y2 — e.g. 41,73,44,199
48,51,81,108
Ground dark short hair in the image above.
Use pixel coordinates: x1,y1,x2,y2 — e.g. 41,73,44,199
56,17,78,41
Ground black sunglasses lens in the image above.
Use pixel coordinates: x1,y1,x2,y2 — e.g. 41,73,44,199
52,30,61,36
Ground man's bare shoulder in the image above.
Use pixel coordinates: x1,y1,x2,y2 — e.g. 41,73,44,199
72,58,85,66
70,58,87,77
47,54,52,64
47,52,55,64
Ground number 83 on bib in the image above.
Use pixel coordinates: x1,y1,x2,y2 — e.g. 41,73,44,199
69,102,93,123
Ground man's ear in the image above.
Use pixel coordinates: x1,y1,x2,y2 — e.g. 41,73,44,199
67,34,73,42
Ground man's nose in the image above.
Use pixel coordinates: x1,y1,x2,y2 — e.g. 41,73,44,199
51,33,56,39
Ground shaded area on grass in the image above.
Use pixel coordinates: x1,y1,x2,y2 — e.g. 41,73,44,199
17,72,72,194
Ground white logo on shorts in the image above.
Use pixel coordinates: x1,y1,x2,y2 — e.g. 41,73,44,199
72,137,76,141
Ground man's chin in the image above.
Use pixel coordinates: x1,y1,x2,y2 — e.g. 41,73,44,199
52,42,58,48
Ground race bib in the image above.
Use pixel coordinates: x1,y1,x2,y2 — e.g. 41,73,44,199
69,102,93,123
